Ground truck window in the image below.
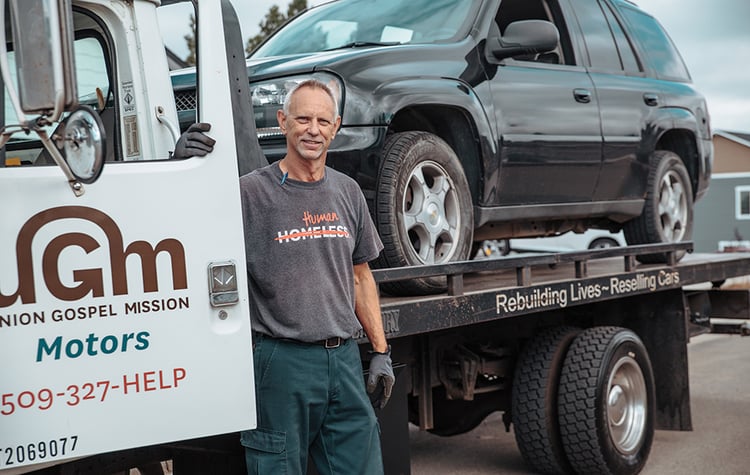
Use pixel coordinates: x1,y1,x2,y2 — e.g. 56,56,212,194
2,14,113,167
495,0,574,66
617,5,691,82
157,2,194,68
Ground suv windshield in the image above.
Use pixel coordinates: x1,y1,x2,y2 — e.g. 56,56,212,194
252,0,478,57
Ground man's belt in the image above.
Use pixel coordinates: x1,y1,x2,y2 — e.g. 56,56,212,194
255,332,346,349
317,337,344,348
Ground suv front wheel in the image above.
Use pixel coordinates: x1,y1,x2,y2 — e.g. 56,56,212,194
374,131,473,295
624,150,693,263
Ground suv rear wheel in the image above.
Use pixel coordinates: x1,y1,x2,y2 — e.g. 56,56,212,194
374,131,473,295
624,150,693,263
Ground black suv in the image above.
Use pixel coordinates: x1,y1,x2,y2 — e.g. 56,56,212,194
173,0,712,295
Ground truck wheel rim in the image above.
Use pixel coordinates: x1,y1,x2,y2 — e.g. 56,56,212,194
658,169,688,242
607,355,647,454
402,160,460,264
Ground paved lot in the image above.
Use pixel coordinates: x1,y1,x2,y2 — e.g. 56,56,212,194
410,332,750,474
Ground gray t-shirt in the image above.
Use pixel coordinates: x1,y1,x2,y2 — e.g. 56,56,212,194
239,162,383,341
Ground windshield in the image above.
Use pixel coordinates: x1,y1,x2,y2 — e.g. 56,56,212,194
252,0,478,57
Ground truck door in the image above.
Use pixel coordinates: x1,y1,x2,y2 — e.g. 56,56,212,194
0,2,255,471
488,0,603,205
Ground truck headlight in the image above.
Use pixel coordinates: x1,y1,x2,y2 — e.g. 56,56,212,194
250,72,343,139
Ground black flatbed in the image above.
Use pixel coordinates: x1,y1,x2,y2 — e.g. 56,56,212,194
372,243,750,339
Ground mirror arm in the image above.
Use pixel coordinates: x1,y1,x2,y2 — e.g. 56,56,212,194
37,129,85,197
47,0,67,122
0,125,27,149
0,131,13,149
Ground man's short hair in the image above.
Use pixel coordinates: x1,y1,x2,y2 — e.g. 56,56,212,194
283,79,340,118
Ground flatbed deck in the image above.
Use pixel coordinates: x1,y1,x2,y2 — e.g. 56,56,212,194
373,244,750,339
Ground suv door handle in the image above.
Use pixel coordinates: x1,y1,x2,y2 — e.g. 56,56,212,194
643,93,660,106
573,89,591,103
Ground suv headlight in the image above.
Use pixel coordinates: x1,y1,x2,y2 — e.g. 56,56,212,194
250,72,344,139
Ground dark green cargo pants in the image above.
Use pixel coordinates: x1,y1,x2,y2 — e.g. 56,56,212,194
241,335,383,475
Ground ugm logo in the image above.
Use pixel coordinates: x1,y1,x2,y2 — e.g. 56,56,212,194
1,206,187,308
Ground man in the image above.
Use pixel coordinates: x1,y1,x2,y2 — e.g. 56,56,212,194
176,79,394,474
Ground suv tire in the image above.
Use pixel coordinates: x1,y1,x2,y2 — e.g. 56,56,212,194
624,150,693,263
374,131,473,295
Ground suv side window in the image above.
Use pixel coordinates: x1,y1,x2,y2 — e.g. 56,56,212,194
618,5,691,81
599,1,641,73
496,0,574,66
572,0,623,71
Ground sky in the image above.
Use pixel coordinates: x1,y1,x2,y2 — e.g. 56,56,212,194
158,0,750,133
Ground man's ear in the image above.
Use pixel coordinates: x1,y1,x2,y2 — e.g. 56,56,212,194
277,109,287,133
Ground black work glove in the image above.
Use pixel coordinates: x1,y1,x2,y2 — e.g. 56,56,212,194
172,122,216,159
367,345,395,409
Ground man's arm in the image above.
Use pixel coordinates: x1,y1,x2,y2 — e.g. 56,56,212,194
354,262,394,408
353,262,388,353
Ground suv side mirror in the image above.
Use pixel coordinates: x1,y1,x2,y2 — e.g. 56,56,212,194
488,20,559,60
4,0,77,123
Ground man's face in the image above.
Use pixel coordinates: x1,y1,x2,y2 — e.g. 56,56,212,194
278,86,341,163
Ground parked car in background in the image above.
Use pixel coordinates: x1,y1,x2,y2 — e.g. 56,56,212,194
475,238,511,259
172,0,712,295
510,230,626,254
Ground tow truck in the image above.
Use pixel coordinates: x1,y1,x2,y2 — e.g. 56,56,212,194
1,1,749,474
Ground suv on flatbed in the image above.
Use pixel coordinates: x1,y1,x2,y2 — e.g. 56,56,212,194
172,0,713,295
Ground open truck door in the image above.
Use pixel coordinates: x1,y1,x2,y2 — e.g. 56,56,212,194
0,1,256,472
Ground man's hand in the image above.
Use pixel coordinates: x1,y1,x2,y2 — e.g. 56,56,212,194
172,122,216,159
367,345,395,409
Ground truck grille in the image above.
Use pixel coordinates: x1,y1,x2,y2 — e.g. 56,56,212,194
174,90,196,111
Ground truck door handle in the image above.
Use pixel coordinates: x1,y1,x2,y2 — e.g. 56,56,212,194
573,89,591,104
643,93,659,107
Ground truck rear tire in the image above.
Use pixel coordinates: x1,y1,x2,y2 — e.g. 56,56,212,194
624,150,693,263
512,326,580,474
374,131,473,295
558,326,655,475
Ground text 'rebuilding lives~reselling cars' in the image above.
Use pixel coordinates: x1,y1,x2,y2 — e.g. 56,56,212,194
172,0,713,296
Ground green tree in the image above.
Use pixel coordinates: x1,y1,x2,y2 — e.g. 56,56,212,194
245,0,308,55
182,0,307,62
184,14,197,65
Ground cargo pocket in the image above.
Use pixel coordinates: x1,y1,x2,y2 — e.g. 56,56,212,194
241,428,287,475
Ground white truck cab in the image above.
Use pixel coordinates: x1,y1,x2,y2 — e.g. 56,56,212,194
0,1,260,472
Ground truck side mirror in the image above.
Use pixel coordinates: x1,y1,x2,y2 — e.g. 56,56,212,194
488,20,559,60
5,0,78,123
60,105,106,184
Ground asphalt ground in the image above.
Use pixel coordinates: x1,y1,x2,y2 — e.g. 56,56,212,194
409,332,750,475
